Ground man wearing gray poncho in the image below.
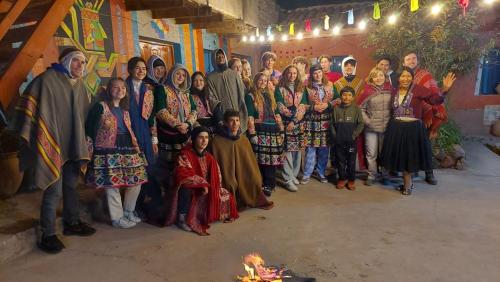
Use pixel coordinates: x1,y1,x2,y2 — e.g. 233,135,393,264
12,47,96,254
206,48,248,132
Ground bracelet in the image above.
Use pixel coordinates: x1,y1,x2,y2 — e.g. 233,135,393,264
151,136,158,145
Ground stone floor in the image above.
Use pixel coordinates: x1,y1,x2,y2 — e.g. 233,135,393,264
0,140,499,282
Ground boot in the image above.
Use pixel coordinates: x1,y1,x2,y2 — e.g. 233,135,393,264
347,180,356,190
177,214,192,232
425,171,438,185
38,234,65,254
336,180,346,189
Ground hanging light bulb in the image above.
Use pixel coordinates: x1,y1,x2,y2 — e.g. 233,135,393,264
358,19,367,30
332,25,341,35
281,34,288,41
388,14,398,25
430,3,442,15
268,34,274,41
250,35,256,42
259,35,265,42
313,28,320,36
242,35,248,42
296,32,304,40
483,0,495,4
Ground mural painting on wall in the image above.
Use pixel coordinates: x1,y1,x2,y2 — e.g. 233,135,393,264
151,19,171,40
56,0,118,95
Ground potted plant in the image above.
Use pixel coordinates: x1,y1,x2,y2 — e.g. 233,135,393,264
0,107,23,199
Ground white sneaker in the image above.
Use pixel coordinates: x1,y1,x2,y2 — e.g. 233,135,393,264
300,177,310,185
285,182,298,192
124,210,141,223
112,217,136,229
292,178,300,185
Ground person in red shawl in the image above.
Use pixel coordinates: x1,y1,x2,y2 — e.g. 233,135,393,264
403,51,456,185
165,126,238,235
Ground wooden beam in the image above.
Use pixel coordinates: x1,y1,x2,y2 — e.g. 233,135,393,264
192,19,243,30
0,0,29,41
124,0,188,11
175,13,223,25
152,6,211,19
0,0,15,14
0,0,75,108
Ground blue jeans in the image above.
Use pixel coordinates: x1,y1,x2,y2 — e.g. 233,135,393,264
303,147,329,178
40,161,81,236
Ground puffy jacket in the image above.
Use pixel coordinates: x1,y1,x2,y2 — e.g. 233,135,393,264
359,84,392,133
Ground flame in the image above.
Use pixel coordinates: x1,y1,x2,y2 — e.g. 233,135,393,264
244,263,255,279
244,253,265,268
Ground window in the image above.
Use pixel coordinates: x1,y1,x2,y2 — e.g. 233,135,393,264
477,48,500,95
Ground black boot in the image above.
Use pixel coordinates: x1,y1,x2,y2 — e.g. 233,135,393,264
425,171,438,185
38,235,65,254
63,220,96,236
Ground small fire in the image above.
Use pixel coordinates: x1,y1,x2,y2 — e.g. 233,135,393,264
237,253,286,282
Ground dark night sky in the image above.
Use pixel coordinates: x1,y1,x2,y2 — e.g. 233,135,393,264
276,0,371,10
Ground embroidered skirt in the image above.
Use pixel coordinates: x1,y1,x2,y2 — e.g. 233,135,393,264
283,120,304,152
380,119,433,173
304,111,331,147
87,133,148,188
253,123,284,166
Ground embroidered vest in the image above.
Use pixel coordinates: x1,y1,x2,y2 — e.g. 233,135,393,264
165,86,193,122
307,84,334,105
142,88,154,120
95,102,139,148
393,89,415,119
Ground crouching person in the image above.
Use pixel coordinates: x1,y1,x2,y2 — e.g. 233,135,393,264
331,86,364,190
165,127,238,235
86,78,148,228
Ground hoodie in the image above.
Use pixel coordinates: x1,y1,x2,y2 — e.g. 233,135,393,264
206,48,248,132
145,55,167,86
166,63,191,92
341,56,357,77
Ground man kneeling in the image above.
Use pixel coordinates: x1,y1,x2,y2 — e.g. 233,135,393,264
210,110,274,210
165,127,238,235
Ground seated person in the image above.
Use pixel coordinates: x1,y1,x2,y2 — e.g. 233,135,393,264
209,110,274,210
165,126,238,235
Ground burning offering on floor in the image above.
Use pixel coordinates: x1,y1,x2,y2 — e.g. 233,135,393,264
236,253,316,282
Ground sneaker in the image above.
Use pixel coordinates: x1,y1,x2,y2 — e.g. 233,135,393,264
37,235,65,254
112,217,136,229
319,177,328,184
124,210,142,224
285,182,298,192
263,186,274,197
336,180,346,189
365,178,374,186
300,177,310,185
63,221,96,236
177,214,192,232
347,180,356,190
292,178,300,185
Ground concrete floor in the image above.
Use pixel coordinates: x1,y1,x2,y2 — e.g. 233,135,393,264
0,141,499,282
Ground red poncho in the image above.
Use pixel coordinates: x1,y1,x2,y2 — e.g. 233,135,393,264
165,145,238,234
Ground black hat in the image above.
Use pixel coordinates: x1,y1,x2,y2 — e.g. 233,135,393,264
309,64,322,76
153,58,166,68
191,126,210,141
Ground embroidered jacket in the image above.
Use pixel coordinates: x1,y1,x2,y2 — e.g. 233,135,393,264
245,91,283,135
305,82,339,111
155,85,198,128
275,86,308,123
86,102,139,149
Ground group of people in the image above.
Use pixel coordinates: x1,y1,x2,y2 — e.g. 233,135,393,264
12,46,455,254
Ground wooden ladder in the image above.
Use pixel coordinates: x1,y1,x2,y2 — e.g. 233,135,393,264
0,0,74,108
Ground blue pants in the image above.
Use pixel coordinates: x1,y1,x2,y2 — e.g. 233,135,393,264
303,146,329,178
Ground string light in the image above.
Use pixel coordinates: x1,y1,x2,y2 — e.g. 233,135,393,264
430,3,442,15
388,14,398,24
358,19,367,30
313,28,320,36
281,34,288,41
242,36,247,42
250,35,256,42
259,35,265,42
268,34,274,41
332,25,341,35
483,0,495,4
296,32,304,40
